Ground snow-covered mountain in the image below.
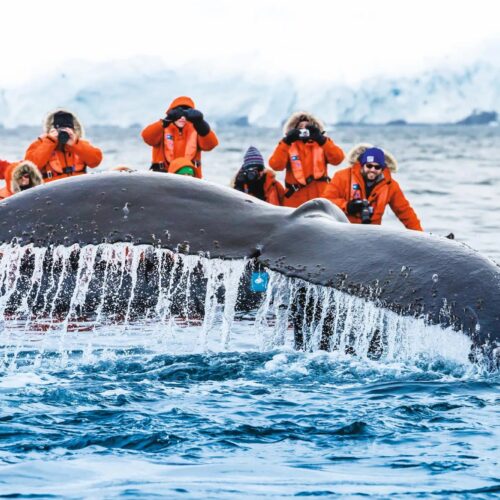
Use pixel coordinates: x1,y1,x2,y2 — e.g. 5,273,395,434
0,57,499,128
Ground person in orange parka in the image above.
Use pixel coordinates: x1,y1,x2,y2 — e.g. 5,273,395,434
0,159,10,179
232,146,285,206
323,144,423,231
0,160,43,200
141,96,218,178
269,111,344,208
25,109,103,182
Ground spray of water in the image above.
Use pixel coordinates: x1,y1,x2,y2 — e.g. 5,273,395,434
0,243,473,369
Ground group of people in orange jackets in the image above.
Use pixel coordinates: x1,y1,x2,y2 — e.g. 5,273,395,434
0,95,422,231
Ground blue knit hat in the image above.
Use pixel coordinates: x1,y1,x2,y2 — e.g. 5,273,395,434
359,147,386,167
242,146,264,170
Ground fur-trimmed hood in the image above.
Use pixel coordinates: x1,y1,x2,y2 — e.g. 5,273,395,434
5,160,43,194
346,143,398,172
43,109,84,138
282,111,325,135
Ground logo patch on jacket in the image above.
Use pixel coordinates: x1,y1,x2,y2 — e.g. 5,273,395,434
353,183,360,190
291,155,299,161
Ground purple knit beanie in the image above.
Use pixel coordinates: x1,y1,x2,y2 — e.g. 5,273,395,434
242,146,264,170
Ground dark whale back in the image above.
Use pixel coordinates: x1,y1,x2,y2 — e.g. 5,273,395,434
0,172,498,346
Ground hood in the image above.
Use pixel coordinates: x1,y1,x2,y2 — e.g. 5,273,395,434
283,111,325,135
167,156,201,178
168,156,195,174
43,109,84,138
5,160,43,194
167,96,195,113
346,143,398,172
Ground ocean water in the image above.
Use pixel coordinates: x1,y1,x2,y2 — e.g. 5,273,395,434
0,125,499,498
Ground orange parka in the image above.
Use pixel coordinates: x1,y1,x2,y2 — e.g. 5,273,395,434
0,160,43,200
0,159,9,179
141,96,218,178
323,144,423,231
269,111,344,208
261,169,286,206
25,109,102,182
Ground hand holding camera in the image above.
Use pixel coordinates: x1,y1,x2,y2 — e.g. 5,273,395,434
52,127,76,146
306,125,327,145
347,199,373,223
283,128,301,145
48,128,59,141
236,166,262,185
346,199,366,213
164,107,185,125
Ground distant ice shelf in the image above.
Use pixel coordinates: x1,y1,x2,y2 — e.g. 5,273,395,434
0,57,499,128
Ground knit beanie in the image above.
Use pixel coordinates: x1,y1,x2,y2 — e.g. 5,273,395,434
359,147,386,167
242,146,264,170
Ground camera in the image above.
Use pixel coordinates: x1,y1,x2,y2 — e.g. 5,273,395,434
236,167,261,184
360,200,373,224
299,128,310,138
57,130,70,145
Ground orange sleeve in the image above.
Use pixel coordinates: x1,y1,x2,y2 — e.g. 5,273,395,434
275,181,286,206
322,170,349,212
141,120,164,146
198,129,219,151
388,180,423,231
323,137,345,166
269,141,290,172
0,160,10,179
266,181,286,206
70,140,103,168
25,137,58,170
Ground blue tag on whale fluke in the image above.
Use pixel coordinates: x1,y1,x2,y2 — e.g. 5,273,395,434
250,271,269,293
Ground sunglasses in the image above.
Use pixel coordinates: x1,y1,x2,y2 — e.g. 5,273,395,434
364,163,383,170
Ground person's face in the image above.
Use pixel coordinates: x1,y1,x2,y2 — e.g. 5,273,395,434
20,173,30,187
297,120,309,129
175,116,187,128
362,163,384,181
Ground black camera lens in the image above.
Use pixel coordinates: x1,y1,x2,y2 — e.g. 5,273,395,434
236,167,260,184
246,169,259,182
360,200,373,224
236,171,247,183
58,130,70,145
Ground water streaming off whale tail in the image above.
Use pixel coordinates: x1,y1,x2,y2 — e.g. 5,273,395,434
0,242,475,371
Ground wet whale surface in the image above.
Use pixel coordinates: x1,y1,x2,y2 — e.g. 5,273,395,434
0,171,498,348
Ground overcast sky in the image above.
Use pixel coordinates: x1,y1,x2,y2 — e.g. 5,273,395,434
1,0,499,87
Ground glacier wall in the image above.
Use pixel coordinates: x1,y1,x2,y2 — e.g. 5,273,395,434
0,57,499,128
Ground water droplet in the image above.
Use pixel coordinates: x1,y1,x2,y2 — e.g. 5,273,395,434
122,202,130,219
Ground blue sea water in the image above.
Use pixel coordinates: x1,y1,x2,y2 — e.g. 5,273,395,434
0,125,499,498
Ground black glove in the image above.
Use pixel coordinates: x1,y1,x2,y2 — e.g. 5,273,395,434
184,108,211,136
307,125,327,145
163,107,185,126
346,199,365,215
184,108,204,123
283,128,301,145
